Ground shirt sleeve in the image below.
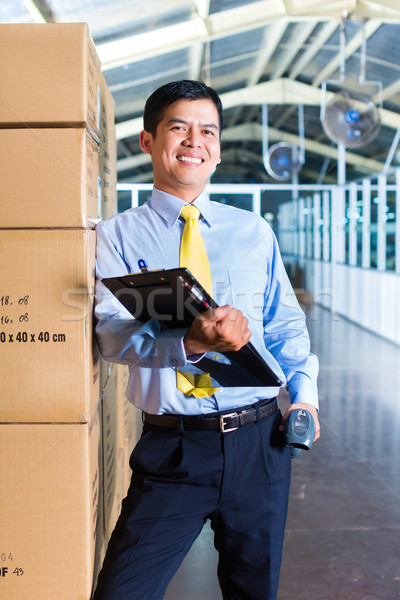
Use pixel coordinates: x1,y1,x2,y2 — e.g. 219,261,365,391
263,229,319,410
94,222,188,369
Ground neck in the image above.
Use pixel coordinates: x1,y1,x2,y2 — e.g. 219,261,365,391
154,182,206,204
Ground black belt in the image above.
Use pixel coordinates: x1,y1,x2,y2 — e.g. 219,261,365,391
144,398,278,434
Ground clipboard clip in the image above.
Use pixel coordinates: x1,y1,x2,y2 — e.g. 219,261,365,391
138,259,149,273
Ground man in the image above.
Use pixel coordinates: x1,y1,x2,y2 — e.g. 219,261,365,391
93,80,319,600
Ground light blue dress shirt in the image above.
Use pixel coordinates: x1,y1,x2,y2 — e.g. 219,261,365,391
94,187,318,415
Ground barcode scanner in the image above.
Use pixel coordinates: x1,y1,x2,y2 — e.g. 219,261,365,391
284,408,316,459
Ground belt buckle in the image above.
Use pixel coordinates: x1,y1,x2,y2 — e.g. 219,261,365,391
219,412,239,433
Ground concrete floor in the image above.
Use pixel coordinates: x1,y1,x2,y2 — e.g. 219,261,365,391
165,305,400,600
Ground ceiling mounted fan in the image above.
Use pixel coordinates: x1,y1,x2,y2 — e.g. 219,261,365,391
320,16,382,148
262,104,305,181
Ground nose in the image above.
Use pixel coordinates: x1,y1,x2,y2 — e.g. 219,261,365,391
182,128,201,148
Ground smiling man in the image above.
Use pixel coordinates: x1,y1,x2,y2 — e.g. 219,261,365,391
139,96,222,200
93,80,319,600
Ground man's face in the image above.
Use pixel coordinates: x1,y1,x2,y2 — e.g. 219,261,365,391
139,98,221,202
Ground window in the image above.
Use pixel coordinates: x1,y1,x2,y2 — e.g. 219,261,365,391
356,188,363,266
370,182,379,269
386,190,396,271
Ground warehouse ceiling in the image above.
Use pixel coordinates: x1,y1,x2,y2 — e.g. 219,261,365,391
3,0,400,184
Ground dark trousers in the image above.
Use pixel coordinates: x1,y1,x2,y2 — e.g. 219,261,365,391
93,404,291,600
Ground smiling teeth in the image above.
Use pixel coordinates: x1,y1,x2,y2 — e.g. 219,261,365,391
178,156,202,164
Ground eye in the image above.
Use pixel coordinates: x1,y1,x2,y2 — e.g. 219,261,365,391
203,129,214,136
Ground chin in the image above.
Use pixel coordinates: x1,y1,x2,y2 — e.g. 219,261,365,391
177,174,208,188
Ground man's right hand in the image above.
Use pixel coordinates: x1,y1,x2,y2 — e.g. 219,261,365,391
183,305,251,356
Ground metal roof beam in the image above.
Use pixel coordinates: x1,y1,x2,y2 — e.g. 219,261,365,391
98,18,208,71
312,19,382,87
194,0,210,19
246,20,288,87
22,0,48,22
221,79,323,109
270,21,317,80
191,0,210,81
356,0,400,20
117,154,152,173
189,41,205,81
376,79,400,103
115,117,143,141
289,21,338,79
118,170,154,183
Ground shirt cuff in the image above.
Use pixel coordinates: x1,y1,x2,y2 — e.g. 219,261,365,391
288,375,319,411
186,353,206,363
155,327,189,368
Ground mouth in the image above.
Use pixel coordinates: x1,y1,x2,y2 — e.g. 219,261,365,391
177,155,203,165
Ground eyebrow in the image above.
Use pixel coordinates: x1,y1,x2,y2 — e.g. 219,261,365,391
166,118,219,131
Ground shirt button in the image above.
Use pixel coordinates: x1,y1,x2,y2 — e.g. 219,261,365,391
171,359,178,366
218,387,223,392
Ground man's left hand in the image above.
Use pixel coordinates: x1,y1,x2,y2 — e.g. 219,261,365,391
279,403,320,443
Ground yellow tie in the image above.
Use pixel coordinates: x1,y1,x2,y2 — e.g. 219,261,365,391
176,204,219,398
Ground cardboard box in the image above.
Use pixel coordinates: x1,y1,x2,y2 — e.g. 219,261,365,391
102,367,129,542
99,73,117,220
123,442,134,496
0,229,100,422
104,449,127,547
0,403,103,600
0,23,101,136
118,365,142,449
0,128,100,227
102,365,119,536
99,356,113,394
116,365,142,493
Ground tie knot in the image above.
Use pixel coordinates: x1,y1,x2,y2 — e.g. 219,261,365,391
181,204,200,222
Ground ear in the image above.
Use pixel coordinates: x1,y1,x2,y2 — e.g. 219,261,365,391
139,130,153,154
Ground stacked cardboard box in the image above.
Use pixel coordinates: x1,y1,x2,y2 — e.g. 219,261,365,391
100,362,145,545
102,365,130,544
0,405,104,600
117,365,143,489
99,72,118,221
0,24,128,600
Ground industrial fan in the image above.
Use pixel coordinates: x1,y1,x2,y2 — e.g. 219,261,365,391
262,104,305,181
320,17,382,148
264,142,303,181
321,88,380,148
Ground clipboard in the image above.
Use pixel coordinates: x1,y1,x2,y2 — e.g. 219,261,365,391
102,267,283,387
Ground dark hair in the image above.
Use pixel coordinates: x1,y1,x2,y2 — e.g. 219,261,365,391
143,80,223,138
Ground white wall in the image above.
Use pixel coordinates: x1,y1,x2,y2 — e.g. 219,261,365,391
278,170,400,346
304,258,400,345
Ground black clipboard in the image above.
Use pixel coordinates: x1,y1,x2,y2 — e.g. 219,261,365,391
102,268,283,387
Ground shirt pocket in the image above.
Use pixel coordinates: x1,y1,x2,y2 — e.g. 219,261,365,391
228,269,268,324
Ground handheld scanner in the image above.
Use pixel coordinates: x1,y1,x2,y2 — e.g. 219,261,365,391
284,409,316,459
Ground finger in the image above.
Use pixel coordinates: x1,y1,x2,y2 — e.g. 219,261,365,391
198,305,229,325
209,305,231,321
243,322,252,342
278,414,287,431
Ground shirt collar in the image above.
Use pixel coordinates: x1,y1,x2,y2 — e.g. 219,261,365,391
149,187,213,228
